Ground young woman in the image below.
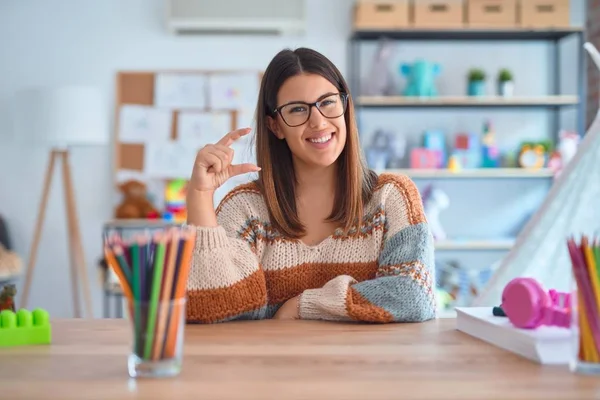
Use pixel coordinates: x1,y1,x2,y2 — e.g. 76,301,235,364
185,48,436,323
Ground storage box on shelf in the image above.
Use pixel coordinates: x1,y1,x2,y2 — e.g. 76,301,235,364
467,0,517,27
354,0,410,29
518,0,570,28
413,0,465,28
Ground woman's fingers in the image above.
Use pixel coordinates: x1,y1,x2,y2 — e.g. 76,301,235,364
202,152,224,173
228,163,261,177
217,127,252,147
206,146,231,167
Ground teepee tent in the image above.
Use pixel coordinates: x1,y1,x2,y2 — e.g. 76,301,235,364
474,43,600,306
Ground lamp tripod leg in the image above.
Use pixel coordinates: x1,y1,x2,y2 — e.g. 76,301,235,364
61,151,93,318
20,150,58,310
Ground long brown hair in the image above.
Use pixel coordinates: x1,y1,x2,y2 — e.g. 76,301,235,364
254,48,377,239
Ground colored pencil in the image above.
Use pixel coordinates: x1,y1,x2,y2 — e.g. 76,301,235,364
567,235,600,364
163,228,195,358
102,225,196,362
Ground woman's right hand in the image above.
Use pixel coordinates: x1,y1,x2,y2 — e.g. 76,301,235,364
189,128,260,194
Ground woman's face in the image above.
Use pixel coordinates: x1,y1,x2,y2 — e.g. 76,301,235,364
269,73,347,170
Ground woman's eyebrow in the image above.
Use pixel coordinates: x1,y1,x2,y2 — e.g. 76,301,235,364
285,92,338,104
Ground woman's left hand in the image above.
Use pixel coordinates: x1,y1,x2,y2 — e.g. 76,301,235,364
273,295,300,320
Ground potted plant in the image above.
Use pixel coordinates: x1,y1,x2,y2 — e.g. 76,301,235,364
467,68,486,96
497,68,514,97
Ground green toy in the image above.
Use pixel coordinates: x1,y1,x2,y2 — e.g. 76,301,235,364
0,308,51,347
400,60,441,97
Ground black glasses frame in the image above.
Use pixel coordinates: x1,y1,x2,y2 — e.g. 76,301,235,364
272,92,349,127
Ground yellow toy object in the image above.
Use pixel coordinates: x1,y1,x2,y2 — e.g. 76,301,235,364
447,155,461,172
518,143,546,169
164,179,188,223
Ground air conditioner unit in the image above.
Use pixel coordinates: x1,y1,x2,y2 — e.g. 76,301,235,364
165,0,307,35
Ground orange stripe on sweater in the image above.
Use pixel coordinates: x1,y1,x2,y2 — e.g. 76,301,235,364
264,261,378,304
346,287,394,323
215,181,261,215
186,269,267,323
375,173,427,226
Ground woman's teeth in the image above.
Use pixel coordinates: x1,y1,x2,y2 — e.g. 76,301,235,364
308,134,332,143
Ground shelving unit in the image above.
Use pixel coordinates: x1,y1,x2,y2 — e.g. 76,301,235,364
348,26,587,313
348,27,586,137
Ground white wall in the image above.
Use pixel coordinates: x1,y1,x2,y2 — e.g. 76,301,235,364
0,0,586,317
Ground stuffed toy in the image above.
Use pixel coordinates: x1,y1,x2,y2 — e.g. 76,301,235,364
0,243,22,281
114,180,159,219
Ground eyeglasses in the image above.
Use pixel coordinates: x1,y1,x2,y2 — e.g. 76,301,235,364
272,93,348,127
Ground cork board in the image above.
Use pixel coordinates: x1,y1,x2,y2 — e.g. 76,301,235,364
113,70,263,191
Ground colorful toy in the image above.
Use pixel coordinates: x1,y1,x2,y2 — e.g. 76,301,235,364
365,129,393,170
0,308,51,347
0,284,16,312
387,134,407,169
410,148,438,169
447,155,461,172
423,130,446,168
422,185,449,240
552,130,581,176
453,132,481,168
558,130,579,163
518,143,546,169
400,60,441,97
164,179,188,223
501,277,571,329
481,121,500,168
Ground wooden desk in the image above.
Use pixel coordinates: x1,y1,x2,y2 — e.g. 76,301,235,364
1,318,598,399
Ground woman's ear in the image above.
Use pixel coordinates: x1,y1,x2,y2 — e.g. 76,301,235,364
267,116,284,140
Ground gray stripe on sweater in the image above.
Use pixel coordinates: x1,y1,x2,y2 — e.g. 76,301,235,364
352,222,436,322
353,275,436,322
378,222,434,268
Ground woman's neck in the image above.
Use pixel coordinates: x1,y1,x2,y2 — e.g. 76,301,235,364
294,161,337,198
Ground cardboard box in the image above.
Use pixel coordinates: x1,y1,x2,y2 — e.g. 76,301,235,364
413,0,465,28
354,1,410,29
518,0,570,28
467,0,517,27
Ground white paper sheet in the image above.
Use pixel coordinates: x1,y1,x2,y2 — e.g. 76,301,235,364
177,112,232,147
154,73,207,109
143,140,197,179
118,105,172,144
208,72,260,110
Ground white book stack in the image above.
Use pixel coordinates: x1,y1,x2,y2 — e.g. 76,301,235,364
455,307,573,365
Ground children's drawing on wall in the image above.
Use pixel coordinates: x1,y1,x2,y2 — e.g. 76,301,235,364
208,72,260,110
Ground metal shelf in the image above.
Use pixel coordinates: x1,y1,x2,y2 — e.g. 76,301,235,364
435,239,515,251
383,168,554,179
351,27,585,41
357,95,579,109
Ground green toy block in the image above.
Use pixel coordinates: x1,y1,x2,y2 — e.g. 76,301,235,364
0,308,51,347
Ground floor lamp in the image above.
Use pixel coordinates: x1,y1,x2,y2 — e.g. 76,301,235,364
13,86,109,318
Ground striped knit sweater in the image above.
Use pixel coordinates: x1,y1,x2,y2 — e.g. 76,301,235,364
185,173,437,324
